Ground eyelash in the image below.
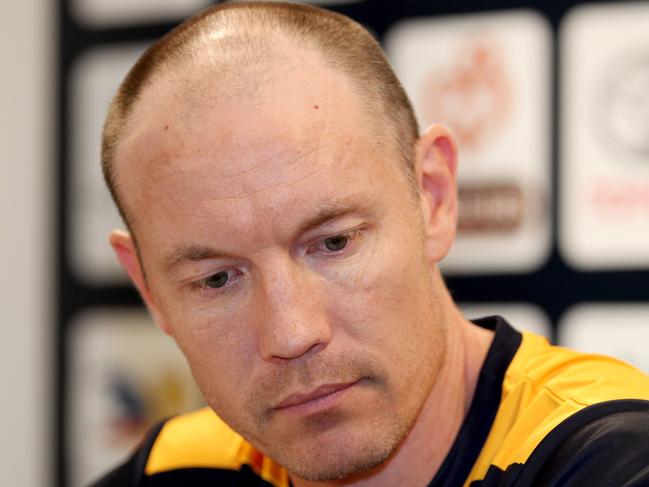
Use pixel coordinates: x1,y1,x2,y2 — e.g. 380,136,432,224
191,269,240,293
310,229,363,256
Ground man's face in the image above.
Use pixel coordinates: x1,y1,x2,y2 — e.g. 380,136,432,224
114,57,449,481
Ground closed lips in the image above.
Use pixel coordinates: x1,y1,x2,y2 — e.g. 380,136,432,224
275,381,359,409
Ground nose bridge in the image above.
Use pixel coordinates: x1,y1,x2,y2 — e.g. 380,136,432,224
256,253,332,362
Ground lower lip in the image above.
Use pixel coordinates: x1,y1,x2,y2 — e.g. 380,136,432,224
274,380,361,417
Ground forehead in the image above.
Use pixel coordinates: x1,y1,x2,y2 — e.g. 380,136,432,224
113,54,403,254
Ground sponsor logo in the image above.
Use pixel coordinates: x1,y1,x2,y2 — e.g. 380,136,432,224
589,178,649,219
106,367,203,446
596,52,649,158
458,183,525,232
421,38,512,153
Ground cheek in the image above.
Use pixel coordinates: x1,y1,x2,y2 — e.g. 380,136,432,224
158,297,257,405
325,227,435,347
172,326,259,428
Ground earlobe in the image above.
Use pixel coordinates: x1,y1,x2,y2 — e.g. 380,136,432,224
415,124,459,262
109,230,172,335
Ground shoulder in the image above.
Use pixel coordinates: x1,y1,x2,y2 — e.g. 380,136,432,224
473,400,649,487
507,331,649,404
89,408,288,487
518,399,649,486
481,330,649,477
504,331,649,437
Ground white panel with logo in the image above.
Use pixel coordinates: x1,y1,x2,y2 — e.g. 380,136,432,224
560,3,649,269
559,304,649,374
69,45,149,284
67,309,204,487
385,11,552,274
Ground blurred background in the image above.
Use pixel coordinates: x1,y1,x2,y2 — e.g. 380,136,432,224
2,0,648,485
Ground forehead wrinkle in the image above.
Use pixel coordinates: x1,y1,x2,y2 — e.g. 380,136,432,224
223,164,325,204
217,138,343,203
172,131,351,204
210,134,328,182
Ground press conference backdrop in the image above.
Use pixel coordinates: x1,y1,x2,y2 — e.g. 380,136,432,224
54,0,649,486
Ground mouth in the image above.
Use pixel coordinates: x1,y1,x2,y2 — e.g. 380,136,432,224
274,380,361,414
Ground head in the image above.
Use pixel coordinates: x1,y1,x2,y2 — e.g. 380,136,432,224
104,2,459,482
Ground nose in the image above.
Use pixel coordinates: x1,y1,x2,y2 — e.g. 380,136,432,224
256,257,332,363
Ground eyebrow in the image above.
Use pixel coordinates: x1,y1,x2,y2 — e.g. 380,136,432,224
163,245,233,272
295,196,374,236
162,194,377,272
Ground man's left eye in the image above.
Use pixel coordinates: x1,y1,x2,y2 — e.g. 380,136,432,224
204,271,230,289
323,234,349,252
191,269,239,293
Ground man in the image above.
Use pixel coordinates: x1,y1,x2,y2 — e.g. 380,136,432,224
94,2,649,486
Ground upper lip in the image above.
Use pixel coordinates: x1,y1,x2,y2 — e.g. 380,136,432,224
275,381,358,409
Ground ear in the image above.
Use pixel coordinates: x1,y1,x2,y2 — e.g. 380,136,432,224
109,229,172,335
414,124,458,262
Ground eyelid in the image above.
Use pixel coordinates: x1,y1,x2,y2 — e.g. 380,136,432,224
308,227,364,255
187,268,243,294
193,270,227,290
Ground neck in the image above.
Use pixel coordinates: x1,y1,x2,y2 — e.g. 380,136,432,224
291,294,494,487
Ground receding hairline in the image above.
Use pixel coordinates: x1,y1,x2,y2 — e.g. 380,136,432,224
102,1,420,238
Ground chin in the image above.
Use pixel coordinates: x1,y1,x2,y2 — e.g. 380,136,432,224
285,440,395,482
273,416,408,483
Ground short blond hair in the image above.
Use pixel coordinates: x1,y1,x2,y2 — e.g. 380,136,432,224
102,1,419,230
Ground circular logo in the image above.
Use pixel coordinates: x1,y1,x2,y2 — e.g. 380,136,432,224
597,52,649,159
